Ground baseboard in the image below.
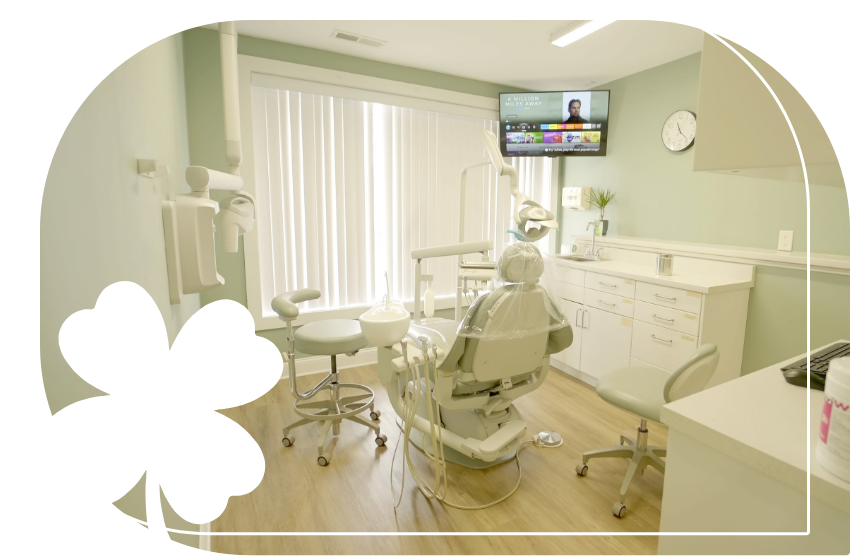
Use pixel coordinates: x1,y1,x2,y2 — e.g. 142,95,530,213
279,346,378,379
199,522,211,551
550,359,598,388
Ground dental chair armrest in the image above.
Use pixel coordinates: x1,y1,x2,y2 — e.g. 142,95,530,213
462,420,526,457
271,289,322,319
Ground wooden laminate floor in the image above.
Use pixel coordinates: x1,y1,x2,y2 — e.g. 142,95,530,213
211,366,667,555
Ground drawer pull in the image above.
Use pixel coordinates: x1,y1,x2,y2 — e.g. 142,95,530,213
598,300,616,307
655,294,677,302
651,334,673,345
652,314,674,323
599,282,618,288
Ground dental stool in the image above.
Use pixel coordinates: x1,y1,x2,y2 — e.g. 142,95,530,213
272,289,387,466
575,344,719,517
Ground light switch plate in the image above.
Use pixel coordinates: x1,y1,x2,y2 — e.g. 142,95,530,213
778,230,794,251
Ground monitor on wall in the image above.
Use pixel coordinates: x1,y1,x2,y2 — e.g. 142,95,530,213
499,90,611,157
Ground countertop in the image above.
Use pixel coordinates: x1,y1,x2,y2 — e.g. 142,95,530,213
569,234,850,274
660,341,850,512
553,255,754,294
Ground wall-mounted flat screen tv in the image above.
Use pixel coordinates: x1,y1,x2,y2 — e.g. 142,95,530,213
499,90,610,157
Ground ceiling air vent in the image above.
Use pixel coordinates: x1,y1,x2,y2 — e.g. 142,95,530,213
330,29,386,48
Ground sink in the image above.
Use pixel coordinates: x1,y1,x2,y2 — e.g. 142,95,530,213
359,301,411,347
561,255,599,262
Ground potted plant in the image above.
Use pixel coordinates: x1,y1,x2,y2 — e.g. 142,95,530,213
588,188,617,236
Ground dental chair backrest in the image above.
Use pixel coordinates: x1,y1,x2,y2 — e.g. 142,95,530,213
456,243,568,384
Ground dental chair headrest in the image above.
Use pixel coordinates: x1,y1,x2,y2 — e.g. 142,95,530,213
496,243,544,285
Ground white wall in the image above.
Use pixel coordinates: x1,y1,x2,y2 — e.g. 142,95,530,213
40,34,200,547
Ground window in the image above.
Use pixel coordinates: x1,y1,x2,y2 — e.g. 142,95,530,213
247,77,553,325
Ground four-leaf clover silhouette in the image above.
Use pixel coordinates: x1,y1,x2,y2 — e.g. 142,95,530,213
52,282,282,538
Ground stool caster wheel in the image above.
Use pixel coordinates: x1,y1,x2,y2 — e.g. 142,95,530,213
375,434,388,447
575,463,588,476
282,437,293,447
612,501,626,518
317,454,330,467
370,409,381,421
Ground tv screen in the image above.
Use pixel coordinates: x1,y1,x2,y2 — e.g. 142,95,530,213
499,90,610,157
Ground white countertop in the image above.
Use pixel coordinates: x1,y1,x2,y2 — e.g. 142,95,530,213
660,341,850,512
569,234,850,275
553,256,754,294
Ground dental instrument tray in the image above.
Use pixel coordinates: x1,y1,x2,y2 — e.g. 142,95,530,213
781,342,850,391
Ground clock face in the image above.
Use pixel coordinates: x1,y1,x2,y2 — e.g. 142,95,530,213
662,110,697,152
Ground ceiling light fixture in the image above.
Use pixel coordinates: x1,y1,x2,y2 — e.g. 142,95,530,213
550,20,615,47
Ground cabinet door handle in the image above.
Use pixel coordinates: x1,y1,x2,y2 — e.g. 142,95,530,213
655,294,677,302
575,308,583,328
598,299,616,307
583,309,590,329
652,314,674,323
651,334,673,345
599,282,618,288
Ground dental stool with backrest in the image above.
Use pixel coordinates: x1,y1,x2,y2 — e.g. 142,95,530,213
273,289,387,467
575,344,720,517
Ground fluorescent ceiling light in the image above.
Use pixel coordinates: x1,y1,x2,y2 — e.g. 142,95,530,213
550,20,616,47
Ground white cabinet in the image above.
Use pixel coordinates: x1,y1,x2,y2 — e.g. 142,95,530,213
631,320,699,371
559,299,583,370
580,306,633,380
547,254,752,388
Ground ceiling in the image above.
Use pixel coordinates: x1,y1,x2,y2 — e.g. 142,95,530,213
208,20,705,91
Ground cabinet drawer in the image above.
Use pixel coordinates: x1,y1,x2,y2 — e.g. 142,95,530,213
566,267,586,286
559,283,584,304
552,264,585,287
585,290,634,318
631,320,699,372
634,300,700,336
585,272,636,298
635,282,702,314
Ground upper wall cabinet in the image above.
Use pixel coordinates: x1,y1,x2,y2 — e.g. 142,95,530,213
693,35,843,187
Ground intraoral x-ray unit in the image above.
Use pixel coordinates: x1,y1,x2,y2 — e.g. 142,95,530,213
360,130,571,508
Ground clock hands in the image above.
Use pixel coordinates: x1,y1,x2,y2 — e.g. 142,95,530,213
677,122,687,139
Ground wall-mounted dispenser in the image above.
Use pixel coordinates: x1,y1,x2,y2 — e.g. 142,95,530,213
562,187,591,211
161,22,254,304
162,167,255,304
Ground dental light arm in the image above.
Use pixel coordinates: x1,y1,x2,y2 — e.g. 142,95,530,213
480,130,558,242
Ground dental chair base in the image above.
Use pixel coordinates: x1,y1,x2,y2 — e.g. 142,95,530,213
378,342,538,469
403,375,527,469
575,419,666,518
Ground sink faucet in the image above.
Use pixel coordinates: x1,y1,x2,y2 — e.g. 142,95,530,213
585,221,602,260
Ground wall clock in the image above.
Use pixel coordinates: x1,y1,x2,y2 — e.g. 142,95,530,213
662,110,697,152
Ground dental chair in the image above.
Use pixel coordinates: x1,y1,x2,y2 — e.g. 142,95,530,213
375,243,573,469
273,290,387,467
575,344,719,517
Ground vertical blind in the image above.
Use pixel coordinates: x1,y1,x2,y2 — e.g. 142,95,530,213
250,85,553,316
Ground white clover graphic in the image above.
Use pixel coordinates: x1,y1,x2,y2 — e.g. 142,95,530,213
52,281,282,538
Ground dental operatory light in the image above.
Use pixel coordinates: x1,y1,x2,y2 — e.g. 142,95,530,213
550,20,615,47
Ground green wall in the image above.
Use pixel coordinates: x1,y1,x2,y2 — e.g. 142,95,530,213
559,53,850,373
41,34,200,547
182,27,520,348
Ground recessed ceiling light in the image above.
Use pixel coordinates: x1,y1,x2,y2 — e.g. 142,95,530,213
550,21,615,47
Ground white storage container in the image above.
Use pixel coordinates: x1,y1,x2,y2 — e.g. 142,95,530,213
817,356,850,483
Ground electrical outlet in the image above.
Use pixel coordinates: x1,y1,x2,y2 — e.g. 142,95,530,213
778,230,794,251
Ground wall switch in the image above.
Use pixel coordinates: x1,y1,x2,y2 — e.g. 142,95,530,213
778,230,794,251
